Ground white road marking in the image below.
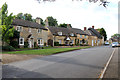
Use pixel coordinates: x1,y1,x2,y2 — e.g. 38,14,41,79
98,48,116,80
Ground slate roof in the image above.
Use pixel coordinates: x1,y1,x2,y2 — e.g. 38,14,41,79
48,26,76,36
70,28,88,35
84,30,96,36
12,19,47,30
85,28,102,39
48,26,88,37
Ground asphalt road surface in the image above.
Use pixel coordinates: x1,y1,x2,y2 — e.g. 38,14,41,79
3,46,115,78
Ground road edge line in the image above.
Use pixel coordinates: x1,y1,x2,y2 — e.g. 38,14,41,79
98,48,116,80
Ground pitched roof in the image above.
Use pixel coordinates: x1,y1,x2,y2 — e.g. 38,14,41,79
48,26,76,36
12,19,47,30
84,30,96,36
70,28,88,35
88,28,102,39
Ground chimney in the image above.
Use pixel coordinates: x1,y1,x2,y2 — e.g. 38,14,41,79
45,18,49,27
92,26,94,29
36,17,41,24
84,27,87,31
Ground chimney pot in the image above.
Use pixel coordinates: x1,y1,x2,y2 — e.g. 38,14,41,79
84,27,87,31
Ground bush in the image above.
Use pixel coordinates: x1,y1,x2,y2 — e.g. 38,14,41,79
2,45,15,51
10,41,19,48
44,42,47,46
54,42,59,46
24,42,29,48
80,44,83,46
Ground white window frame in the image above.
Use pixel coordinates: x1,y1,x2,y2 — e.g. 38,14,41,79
58,32,62,36
59,40,62,44
38,29,42,33
80,35,82,38
19,37,24,45
70,33,74,36
84,35,87,38
95,40,96,43
37,38,44,45
16,26,23,32
28,28,31,32
71,40,74,44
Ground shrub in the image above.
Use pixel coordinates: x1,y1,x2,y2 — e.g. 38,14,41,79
44,42,47,46
10,41,19,48
2,45,15,51
54,42,59,46
80,44,83,46
34,42,37,48
24,42,29,48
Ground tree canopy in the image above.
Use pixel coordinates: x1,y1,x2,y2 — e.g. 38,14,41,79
97,28,107,41
111,34,120,38
0,3,15,44
59,23,72,28
16,13,33,21
45,16,58,26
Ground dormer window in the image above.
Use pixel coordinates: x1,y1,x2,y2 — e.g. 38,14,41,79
38,29,42,33
16,26,22,32
58,32,62,36
70,33,74,36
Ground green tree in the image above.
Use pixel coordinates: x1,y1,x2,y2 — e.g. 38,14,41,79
24,13,32,21
39,18,45,26
59,23,72,28
16,13,33,21
45,16,58,26
97,28,107,41
16,13,24,19
0,3,15,45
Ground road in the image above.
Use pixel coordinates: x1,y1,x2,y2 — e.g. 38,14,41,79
3,46,115,78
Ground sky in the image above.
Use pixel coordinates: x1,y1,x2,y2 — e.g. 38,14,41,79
0,0,118,39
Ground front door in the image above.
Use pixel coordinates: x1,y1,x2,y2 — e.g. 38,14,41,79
92,40,94,46
29,38,34,48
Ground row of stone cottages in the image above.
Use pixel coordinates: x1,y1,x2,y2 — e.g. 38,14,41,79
11,17,104,48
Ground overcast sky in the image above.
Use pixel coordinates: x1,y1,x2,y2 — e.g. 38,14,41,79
0,0,118,39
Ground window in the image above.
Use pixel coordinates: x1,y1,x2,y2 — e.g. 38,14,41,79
16,26,22,32
71,40,74,44
80,35,82,38
95,40,96,43
80,40,82,44
58,32,62,36
59,40,62,44
37,38,44,45
38,29,42,33
84,35,87,38
70,33,74,36
19,37,24,45
28,28,31,32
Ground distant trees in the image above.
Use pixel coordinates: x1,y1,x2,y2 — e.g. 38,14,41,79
59,23,72,28
16,13,33,21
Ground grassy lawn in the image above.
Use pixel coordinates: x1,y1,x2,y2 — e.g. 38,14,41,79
2,46,91,55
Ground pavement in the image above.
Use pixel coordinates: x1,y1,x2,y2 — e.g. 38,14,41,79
2,46,115,78
103,47,119,79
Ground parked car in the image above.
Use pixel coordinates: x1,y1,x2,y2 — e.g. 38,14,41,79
104,42,109,45
112,42,119,47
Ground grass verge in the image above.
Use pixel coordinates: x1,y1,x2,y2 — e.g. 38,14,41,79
2,46,91,55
